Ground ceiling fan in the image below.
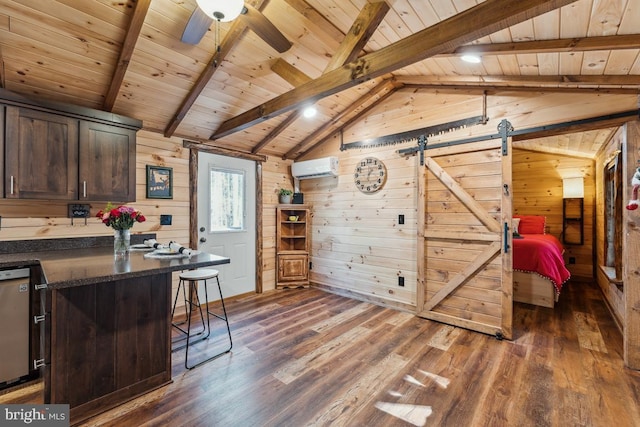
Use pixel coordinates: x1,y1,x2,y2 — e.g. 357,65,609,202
181,0,292,53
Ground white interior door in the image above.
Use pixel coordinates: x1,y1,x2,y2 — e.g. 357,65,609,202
197,152,256,299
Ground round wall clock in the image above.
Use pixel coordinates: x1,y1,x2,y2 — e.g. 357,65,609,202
354,157,387,193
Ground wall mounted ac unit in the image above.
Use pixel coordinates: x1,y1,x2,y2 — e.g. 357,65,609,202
291,156,339,179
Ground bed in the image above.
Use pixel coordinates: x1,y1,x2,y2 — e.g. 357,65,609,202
512,215,571,308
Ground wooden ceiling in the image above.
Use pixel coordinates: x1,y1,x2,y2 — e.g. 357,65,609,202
0,0,638,160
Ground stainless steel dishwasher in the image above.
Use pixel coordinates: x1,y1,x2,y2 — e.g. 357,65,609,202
0,267,31,386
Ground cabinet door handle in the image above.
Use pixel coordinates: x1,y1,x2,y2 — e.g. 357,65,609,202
83,181,87,198
10,176,14,195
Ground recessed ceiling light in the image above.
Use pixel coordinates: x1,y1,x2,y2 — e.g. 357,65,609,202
303,106,317,118
461,54,481,64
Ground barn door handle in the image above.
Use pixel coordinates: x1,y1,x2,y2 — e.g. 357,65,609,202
504,222,510,253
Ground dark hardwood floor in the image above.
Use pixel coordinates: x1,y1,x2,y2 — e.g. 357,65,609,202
3,279,640,426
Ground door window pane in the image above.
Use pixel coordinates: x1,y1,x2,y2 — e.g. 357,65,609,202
209,167,245,232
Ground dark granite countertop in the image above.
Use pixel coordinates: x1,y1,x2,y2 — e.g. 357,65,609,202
0,236,230,289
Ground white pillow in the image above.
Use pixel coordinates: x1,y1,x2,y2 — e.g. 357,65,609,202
512,218,521,234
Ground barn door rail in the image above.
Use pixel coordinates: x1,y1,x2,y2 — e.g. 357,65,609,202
399,110,640,164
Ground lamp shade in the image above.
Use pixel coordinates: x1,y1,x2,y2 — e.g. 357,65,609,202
563,177,584,198
196,0,244,22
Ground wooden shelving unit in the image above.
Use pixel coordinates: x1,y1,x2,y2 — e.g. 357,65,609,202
276,204,311,289
562,198,584,245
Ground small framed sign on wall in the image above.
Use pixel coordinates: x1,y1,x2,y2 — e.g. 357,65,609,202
146,165,173,199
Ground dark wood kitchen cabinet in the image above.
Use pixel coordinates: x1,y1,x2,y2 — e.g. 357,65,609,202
48,273,172,423
5,107,79,200
79,121,136,201
1,89,141,201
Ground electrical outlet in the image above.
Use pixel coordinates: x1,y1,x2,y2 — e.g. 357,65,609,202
399,214,405,225
398,276,405,287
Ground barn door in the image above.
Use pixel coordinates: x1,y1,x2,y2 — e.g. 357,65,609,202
416,138,513,339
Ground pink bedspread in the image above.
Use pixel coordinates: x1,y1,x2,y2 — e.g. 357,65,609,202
513,234,571,295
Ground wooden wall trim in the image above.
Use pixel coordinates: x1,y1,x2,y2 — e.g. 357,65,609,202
189,149,197,250
311,282,415,313
416,155,426,313
256,162,263,293
183,140,267,163
501,137,513,340
624,121,640,369
187,147,264,295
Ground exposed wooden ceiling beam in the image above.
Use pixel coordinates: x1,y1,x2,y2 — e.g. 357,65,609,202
211,0,580,140
250,59,310,153
103,0,150,111
395,74,640,94
250,0,390,154
271,58,312,87
164,0,269,138
241,4,292,53
323,0,389,73
282,0,344,41
403,85,638,95
286,77,399,159
512,115,636,141
294,79,400,159
446,34,640,56
397,75,640,85
0,57,5,89
251,110,303,154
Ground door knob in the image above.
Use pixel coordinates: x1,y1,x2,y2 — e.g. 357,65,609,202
199,237,207,243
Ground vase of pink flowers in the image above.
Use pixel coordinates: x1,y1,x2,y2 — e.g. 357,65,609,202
96,203,146,257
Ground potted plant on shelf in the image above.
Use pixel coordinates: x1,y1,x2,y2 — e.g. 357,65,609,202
279,188,293,204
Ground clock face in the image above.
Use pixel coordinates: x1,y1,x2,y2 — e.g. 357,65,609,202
354,157,387,193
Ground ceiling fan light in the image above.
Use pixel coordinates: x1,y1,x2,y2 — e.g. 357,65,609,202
196,0,244,22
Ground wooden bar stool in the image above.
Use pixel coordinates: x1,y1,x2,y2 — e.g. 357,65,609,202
171,268,232,369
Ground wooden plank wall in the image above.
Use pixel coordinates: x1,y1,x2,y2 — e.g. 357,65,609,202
261,156,295,292
297,140,418,311
0,129,289,299
0,129,189,242
300,90,632,309
0,130,191,300
593,120,640,369
2,90,639,317
623,121,640,369
512,149,595,280
594,127,625,327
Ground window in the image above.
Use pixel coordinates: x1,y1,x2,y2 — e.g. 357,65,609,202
604,151,623,282
209,167,245,232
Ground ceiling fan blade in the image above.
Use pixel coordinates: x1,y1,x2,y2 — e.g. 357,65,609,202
181,7,213,45
240,5,292,53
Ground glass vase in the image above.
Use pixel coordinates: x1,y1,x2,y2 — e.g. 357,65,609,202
114,228,131,258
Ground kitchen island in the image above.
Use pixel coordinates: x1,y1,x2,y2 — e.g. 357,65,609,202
0,239,229,425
